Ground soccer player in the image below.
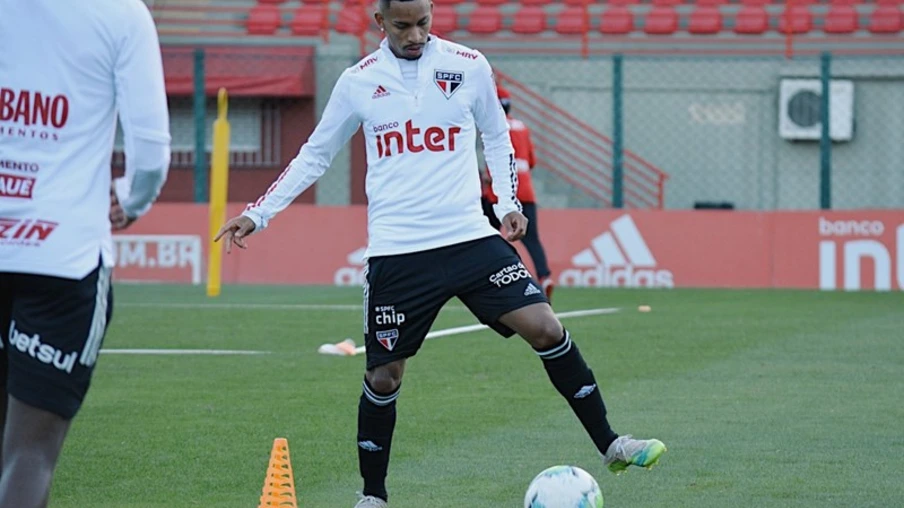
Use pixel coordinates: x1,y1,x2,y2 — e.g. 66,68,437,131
0,1,170,506
215,0,666,505
481,85,555,301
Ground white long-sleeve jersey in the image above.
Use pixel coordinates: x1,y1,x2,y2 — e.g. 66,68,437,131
243,36,521,259
0,0,171,279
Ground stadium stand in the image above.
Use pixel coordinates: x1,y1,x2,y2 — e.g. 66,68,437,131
147,0,904,41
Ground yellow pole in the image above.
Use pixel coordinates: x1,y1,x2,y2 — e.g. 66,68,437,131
206,88,230,297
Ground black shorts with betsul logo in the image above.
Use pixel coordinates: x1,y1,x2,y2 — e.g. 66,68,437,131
0,262,113,419
363,235,548,370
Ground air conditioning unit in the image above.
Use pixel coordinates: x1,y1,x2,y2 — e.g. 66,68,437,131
778,79,854,141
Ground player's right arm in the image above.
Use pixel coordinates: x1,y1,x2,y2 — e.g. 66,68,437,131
111,1,172,230
215,71,360,252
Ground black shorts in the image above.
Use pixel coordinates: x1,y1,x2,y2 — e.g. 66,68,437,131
0,262,114,419
363,235,548,370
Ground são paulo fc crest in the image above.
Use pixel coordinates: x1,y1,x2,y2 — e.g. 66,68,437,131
434,70,464,99
376,329,399,351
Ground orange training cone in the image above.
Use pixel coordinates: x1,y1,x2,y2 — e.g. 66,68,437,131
257,438,298,508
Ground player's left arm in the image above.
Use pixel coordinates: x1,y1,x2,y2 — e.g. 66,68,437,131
472,56,525,241
111,1,171,229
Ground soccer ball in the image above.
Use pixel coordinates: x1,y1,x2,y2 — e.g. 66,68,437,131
524,465,604,508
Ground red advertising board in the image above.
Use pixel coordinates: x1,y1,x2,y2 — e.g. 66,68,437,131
113,204,903,291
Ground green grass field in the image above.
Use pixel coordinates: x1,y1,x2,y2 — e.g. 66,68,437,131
50,285,903,508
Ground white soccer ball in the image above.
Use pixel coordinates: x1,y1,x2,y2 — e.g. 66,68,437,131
524,465,604,508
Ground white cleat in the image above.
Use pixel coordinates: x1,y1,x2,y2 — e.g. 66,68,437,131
354,494,388,507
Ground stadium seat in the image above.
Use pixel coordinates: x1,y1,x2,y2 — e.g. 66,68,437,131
778,6,812,34
644,6,679,34
511,6,547,34
289,5,324,36
877,0,903,5
246,5,281,35
696,0,727,5
688,6,723,34
828,0,860,5
521,0,552,6
335,9,369,34
608,0,641,6
734,6,769,34
257,0,286,4
740,0,772,6
600,6,634,34
868,5,903,33
475,0,507,6
653,0,683,6
563,0,592,5
467,6,502,34
434,0,465,4
823,5,858,33
431,5,459,35
555,6,588,35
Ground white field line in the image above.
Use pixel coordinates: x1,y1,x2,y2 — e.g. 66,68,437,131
101,349,270,355
118,302,469,312
351,306,621,354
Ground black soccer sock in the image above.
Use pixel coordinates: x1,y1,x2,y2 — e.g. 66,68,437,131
357,378,399,502
535,330,619,455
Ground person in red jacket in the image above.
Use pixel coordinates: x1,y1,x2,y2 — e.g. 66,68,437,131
482,85,554,300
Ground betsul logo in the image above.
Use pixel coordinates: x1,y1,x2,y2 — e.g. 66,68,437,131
818,217,904,291
559,215,674,288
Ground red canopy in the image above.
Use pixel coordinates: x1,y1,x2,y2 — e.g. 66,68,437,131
162,46,316,97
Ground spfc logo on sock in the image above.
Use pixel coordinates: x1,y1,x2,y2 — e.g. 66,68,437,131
376,329,399,351
434,70,463,99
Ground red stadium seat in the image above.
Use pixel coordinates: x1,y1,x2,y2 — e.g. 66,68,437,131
521,0,552,5
555,6,588,35
778,6,812,34
434,0,466,4
475,0,507,6
335,9,369,34
608,0,641,6
688,6,723,34
246,5,281,35
301,0,328,4
828,0,860,5
740,0,772,6
868,5,903,33
696,0,727,5
467,6,502,34
644,6,679,34
877,0,903,5
600,6,634,34
511,6,547,34
563,0,592,6
257,0,286,4
823,5,858,33
431,5,459,35
653,0,683,6
289,5,324,36
734,6,769,34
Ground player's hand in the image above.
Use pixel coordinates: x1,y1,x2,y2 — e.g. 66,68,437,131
214,215,256,254
109,183,135,231
502,211,528,242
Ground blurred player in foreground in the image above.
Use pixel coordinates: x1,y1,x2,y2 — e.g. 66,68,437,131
216,0,666,505
481,85,555,301
0,1,170,506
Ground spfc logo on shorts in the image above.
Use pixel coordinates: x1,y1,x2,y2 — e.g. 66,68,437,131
376,329,399,351
434,70,463,99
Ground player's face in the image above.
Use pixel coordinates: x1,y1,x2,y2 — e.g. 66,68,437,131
375,0,432,60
